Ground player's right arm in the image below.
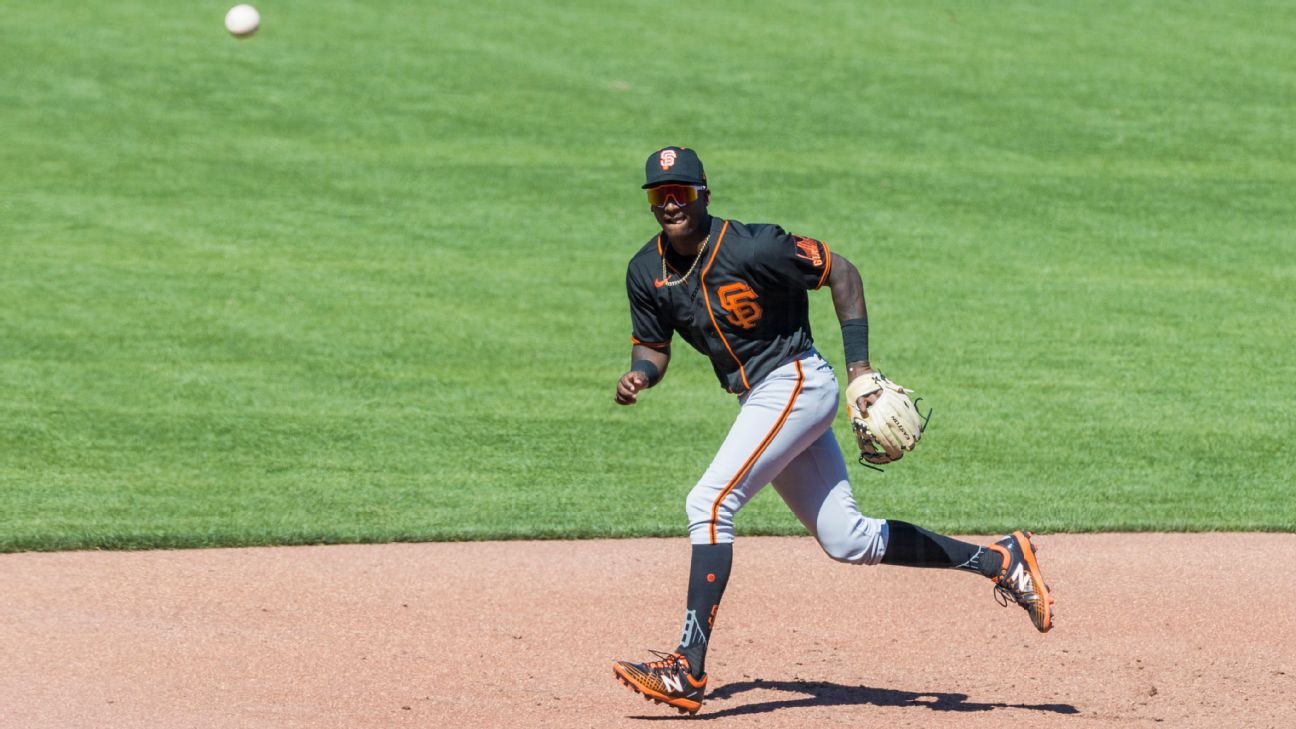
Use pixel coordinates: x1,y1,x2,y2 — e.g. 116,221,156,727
622,250,674,405
616,344,670,405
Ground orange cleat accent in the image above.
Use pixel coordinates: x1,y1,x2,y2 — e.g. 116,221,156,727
612,651,707,714
987,530,1054,633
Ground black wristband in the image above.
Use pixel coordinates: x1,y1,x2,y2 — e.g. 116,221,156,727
841,318,869,364
630,359,662,387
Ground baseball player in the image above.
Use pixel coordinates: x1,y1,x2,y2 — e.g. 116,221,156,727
611,147,1055,715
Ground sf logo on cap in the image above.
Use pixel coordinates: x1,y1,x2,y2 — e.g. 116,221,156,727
660,149,678,170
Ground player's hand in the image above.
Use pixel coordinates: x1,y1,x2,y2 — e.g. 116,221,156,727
851,380,884,410
615,371,650,405
846,371,924,465
847,375,890,458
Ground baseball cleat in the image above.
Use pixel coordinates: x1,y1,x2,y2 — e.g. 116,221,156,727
987,530,1054,633
612,650,707,715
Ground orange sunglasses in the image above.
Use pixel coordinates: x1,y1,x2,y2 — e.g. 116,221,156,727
647,184,707,208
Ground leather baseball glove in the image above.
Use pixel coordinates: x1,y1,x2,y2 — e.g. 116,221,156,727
846,371,926,468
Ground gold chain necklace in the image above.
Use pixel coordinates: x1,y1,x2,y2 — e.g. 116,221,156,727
660,234,711,288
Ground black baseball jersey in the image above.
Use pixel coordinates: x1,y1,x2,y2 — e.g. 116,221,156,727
626,216,833,395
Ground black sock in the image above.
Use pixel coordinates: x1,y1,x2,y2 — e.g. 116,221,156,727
880,520,1001,578
675,543,732,678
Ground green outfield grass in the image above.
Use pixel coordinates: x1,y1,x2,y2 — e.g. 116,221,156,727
2,1,1293,551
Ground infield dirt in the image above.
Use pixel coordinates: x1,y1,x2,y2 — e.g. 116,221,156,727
3,534,1293,728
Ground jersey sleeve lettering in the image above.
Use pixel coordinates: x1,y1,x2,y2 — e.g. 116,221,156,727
752,225,832,291
626,265,672,349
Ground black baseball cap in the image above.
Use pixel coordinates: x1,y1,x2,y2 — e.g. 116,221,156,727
642,146,707,188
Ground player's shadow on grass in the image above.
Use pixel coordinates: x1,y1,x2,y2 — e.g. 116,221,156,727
634,679,1079,720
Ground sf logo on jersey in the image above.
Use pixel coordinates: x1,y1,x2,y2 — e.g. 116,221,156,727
718,282,762,329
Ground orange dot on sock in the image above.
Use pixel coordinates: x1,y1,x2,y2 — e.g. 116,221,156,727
706,573,716,583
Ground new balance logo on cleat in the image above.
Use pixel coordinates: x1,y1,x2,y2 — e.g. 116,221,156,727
1007,562,1032,593
612,650,708,715
987,531,1055,633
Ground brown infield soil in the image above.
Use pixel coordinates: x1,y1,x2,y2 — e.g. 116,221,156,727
2,534,1294,728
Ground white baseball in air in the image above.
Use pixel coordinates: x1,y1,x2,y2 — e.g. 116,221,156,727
225,4,260,38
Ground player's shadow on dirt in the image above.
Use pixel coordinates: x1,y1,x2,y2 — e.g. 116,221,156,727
634,679,1079,720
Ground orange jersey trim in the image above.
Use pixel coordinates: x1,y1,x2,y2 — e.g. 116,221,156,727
708,359,804,544
655,233,693,281
815,242,833,289
631,337,670,350
698,220,749,392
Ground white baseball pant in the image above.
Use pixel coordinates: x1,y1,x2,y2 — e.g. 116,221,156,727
685,349,889,564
